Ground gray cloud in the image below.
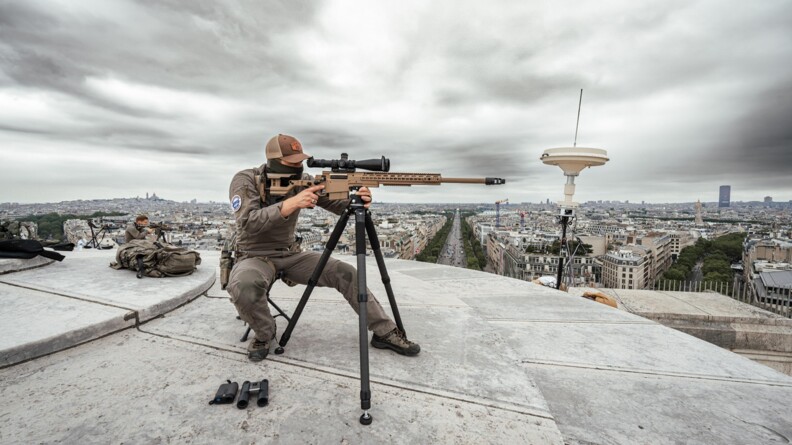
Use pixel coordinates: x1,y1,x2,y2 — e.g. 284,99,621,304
292,129,367,152
1,0,791,204
732,82,792,172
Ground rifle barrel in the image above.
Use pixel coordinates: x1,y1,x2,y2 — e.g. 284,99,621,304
442,177,506,185
354,172,505,186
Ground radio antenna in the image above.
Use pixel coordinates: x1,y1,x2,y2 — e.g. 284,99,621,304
541,88,608,290
573,89,583,147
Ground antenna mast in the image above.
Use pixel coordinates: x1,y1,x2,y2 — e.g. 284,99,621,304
573,89,583,147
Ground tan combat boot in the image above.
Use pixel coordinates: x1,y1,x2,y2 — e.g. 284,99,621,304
247,337,271,362
371,328,420,356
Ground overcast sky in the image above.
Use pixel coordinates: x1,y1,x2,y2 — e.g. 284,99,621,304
1,0,790,205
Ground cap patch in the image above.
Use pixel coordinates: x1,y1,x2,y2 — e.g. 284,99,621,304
231,195,242,212
291,140,302,153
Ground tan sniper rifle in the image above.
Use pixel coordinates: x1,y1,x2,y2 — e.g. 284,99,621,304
259,153,506,200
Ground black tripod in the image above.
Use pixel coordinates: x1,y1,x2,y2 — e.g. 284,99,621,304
274,191,406,425
153,227,169,243
86,220,111,249
555,209,575,290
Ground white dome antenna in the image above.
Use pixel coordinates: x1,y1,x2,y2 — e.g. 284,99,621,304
540,90,609,209
539,89,610,290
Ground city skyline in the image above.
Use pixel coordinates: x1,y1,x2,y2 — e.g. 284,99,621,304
2,192,788,207
1,1,791,204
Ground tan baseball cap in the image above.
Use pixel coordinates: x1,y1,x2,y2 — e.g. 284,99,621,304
265,134,311,163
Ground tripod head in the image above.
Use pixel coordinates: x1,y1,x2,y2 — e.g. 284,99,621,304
307,153,390,173
88,219,116,230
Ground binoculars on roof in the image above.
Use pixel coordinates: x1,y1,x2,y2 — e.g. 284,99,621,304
237,380,269,409
208,379,269,408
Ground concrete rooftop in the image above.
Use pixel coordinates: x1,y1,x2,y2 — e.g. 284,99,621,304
568,286,792,376
1,250,792,444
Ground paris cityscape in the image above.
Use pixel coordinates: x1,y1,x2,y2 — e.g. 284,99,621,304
2,184,790,295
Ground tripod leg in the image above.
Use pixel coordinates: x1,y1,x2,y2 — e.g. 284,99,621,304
364,211,405,334
267,298,291,322
354,207,372,425
241,326,252,342
556,216,569,290
276,209,351,353
88,226,98,248
268,270,291,322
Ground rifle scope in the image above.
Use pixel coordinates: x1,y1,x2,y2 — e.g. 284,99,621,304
307,153,390,173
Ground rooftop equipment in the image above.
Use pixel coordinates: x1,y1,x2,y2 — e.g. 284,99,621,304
540,90,609,289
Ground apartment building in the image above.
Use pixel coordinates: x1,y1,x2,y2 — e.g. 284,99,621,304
638,233,673,283
668,231,697,258
601,249,651,289
486,234,506,275
495,236,601,285
747,238,792,264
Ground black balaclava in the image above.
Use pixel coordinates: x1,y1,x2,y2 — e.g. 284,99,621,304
267,159,304,177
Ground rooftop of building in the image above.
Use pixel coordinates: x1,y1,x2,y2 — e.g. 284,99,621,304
1,251,791,444
761,269,792,288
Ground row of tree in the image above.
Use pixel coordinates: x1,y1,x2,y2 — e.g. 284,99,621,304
460,214,486,270
415,212,454,264
661,232,745,284
18,212,126,240
629,215,761,224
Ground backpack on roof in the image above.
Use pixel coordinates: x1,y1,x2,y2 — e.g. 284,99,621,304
110,239,201,278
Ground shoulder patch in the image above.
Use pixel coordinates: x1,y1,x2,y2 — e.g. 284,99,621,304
231,195,242,212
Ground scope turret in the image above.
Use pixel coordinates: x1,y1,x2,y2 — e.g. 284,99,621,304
307,153,390,173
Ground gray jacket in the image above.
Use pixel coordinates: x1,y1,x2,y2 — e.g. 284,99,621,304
124,223,148,243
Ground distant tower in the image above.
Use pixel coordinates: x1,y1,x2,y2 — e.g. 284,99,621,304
495,198,508,228
718,185,730,208
519,212,526,232
146,192,149,200
764,196,773,207
695,200,704,225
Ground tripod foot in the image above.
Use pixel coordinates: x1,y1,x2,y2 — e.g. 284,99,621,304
360,412,373,425
274,346,284,355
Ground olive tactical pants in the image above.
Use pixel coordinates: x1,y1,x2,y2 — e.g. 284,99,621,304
227,251,397,342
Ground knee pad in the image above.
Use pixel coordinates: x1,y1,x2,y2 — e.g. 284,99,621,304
233,270,269,305
336,262,356,285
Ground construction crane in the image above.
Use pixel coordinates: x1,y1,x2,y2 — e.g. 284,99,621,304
495,198,509,228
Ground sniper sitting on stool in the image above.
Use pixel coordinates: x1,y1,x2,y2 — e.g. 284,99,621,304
226,133,420,362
